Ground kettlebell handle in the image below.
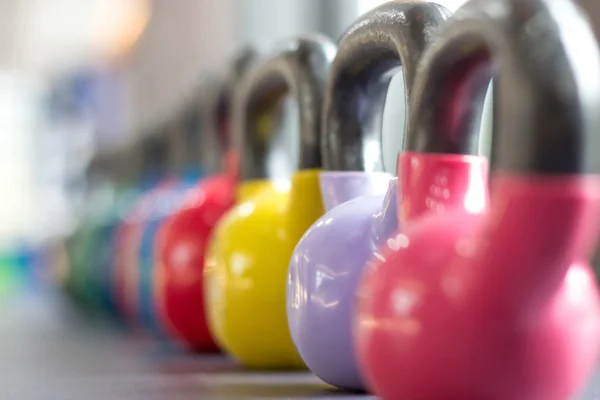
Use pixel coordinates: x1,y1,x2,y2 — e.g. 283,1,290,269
321,1,451,173
233,34,336,181
405,0,600,174
140,127,169,182
196,75,229,175
199,48,256,175
86,150,117,191
118,141,143,186
165,105,195,177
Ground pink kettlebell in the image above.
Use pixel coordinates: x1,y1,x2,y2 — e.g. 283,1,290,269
354,0,600,399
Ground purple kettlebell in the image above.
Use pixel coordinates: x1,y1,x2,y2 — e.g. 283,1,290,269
286,1,452,391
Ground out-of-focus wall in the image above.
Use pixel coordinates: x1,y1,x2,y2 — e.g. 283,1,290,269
121,0,236,142
236,0,356,46
120,0,360,141
6,0,480,244
2,0,600,243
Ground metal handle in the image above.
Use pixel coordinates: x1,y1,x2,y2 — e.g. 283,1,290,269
321,1,451,172
406,0,600,174
233,34,337,181
116,139,145,185
86,150,114,189
140,126,170,180
164,110,192,176
198,48,257,175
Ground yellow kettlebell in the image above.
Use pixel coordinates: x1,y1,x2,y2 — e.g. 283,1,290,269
204,34,337,369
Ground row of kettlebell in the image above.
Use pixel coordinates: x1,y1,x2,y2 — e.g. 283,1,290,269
62,0,600,398
61,59,248,350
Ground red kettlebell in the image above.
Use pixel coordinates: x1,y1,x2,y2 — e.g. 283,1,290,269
354,0,600,399
154,52,254,352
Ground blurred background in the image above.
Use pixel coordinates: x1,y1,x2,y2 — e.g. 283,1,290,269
0,0,597,294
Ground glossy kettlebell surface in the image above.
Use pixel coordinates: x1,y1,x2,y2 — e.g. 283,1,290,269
287,1,451,390
156,175,235,352
112,132,170,327
206,176,316,366
137,177,195,336
114,180,174,327
355,0,600,399
204,34,336,369
154,55,254,352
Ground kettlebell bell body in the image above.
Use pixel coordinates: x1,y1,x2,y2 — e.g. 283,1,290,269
67,222,97,309
206,175,319,367
113,202,145,324
355,1,600,399
84,214,118,314
117,118,197,331
69,179,128,312
288,173,395,389
96,186,139,318
112,134,169,325
61,231,80,300
156,173,236,352
137,177,195,336
287,2,451,390
205,35,336,368
113,180,169,326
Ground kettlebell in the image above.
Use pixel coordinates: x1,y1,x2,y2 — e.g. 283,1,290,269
64,220,93,309
70,146,142,319
63,227,90,309
287,1,451,391
65,154,108,311
59,232,76,298
154,51,255,353
96,147,142,320
355,0,600,399
134,105,209,336
71,151,120,313
113,132,169,326
67,149,127,313
204,34,336,368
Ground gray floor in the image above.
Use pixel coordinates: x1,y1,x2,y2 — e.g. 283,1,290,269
1,290,600,400
0,291,372,400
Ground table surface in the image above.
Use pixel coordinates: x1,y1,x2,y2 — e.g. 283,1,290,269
1,290,600,400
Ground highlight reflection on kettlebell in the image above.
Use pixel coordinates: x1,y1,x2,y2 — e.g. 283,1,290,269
204,34,336,369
